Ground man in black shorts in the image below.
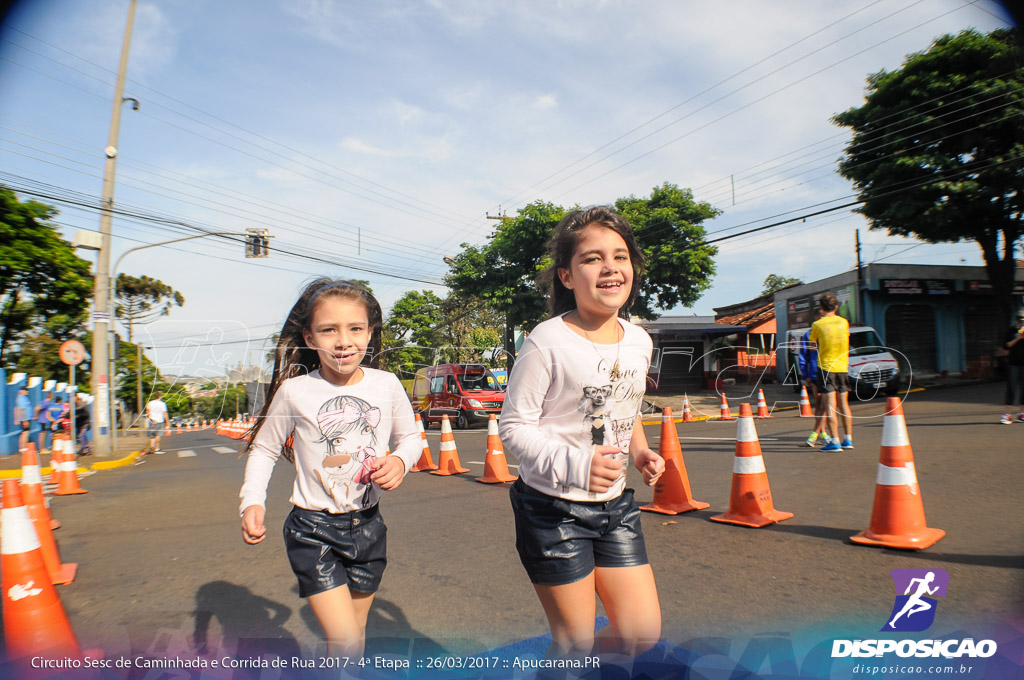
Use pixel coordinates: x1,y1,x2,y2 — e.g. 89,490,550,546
809,294,853,452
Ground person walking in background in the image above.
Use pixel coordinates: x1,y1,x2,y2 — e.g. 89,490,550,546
14,387,32,452
1000,311,1024,424
144,392,168,455
35,392,53,453
809,293,853,452
75,395,92,455
797,327,830,447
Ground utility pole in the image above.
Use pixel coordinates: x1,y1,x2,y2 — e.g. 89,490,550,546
855,229,865,325
90,0,137,457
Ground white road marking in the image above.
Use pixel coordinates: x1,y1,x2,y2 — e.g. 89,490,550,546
213,447,237,454
465,461,519,468
177,450,197,458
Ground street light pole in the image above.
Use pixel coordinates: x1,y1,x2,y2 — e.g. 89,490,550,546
90,0,137,457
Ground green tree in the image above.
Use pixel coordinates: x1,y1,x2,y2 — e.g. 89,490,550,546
447,184,720,359
114,274,185,343
833,28,1024,323
762,274,804,294
615,182,719,317
0,187,92,368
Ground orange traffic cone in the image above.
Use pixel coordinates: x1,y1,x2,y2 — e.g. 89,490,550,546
53,436,88,496
47,445,62,485
20,445,60,532
797,385,814,418
641,408,709,514
430,415,469,476
754,389,772,419
18,449,77,585
476,415,517,484
681,395,694,423
711,403,793,528
714,393,735,421
165,423,171,436
851,398,945,550
1,480,83,659
410,414,438,472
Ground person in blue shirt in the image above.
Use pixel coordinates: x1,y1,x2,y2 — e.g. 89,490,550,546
35,394,52,453
14,387,32,452
47,397,67,434
797,330,829,447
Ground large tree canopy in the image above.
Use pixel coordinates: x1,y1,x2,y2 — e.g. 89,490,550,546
447,183,719,348
0,187,92,370
833,28,1023,322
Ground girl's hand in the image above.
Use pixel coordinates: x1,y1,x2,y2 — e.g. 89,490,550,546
371,456,406,491
633,448,665,487
589,445,623,493
241,505,266,544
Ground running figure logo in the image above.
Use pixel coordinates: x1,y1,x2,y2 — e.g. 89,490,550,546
882,568,949,632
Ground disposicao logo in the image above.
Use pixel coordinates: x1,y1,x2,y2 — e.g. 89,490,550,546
831,568,998,659
882,568,948,632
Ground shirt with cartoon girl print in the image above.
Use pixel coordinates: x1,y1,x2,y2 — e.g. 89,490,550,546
499,313,652,502
240,368,421,514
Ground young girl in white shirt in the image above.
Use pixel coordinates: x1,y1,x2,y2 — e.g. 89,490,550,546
239,279,421,657
499,206,666,659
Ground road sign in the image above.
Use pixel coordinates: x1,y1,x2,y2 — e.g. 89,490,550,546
59,340,86,366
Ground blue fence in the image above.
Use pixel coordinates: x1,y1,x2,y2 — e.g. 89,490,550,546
1,368,80,456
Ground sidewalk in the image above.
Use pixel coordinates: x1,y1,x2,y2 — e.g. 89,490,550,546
0,429,149,474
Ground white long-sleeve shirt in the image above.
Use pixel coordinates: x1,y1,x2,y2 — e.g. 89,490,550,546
499,313,652,502
239,368,420,514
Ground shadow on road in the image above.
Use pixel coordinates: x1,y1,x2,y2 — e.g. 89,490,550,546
299,594,452,657
194,580,302,659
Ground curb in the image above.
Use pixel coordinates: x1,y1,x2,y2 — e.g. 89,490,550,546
0,449,147,479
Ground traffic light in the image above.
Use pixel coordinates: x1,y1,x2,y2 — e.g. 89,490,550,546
245,228,271,258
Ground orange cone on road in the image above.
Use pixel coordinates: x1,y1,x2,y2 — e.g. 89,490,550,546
797,386,814,418
430,415,470,476
851,398,945,550
20,445,60,532
641,408,709,515
681,395,694,423
18,449,77,585
52,436,88,496
754,389,772,419
1,480,82,659
410,414,438,472
476,415,517,484
714,393,735,421
711,403,793,528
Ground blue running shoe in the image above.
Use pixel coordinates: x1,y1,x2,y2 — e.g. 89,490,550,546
841,438,854,450
820,440,843,453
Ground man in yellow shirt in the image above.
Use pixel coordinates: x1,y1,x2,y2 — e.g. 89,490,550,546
808,293,852,452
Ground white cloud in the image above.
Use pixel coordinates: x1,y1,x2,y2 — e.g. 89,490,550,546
533,94,558,110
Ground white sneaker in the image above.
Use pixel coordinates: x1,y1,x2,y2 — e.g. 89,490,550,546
1000,413,1012,425
154,449,166,455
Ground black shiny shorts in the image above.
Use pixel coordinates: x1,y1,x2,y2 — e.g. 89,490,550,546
817,369,850,393
509,479,649,586
283,505,387,598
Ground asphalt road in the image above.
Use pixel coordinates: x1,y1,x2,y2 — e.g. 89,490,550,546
2,383,1021,666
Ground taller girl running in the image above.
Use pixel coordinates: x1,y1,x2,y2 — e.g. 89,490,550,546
239,279,421,657
499,206,665,659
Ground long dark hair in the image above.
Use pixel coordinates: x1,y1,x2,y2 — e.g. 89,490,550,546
538,206,646,318
244,278,383,461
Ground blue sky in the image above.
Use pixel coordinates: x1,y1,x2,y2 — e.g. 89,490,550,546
0,0,1014,377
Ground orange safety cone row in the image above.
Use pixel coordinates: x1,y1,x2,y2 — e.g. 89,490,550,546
681,395,694,423
476,415,517,484
20,445,60,531
1,480,83,659
52,436,88,496
410,414,438,472
47,445,61,485
850,397,945,550
711,403,793,528
797,385,814,418
754,389,772,419
641,408,709,515
430,415,469,476
713,393,735,421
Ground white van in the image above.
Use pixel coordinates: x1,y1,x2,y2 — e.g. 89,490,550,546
783,326,902,399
